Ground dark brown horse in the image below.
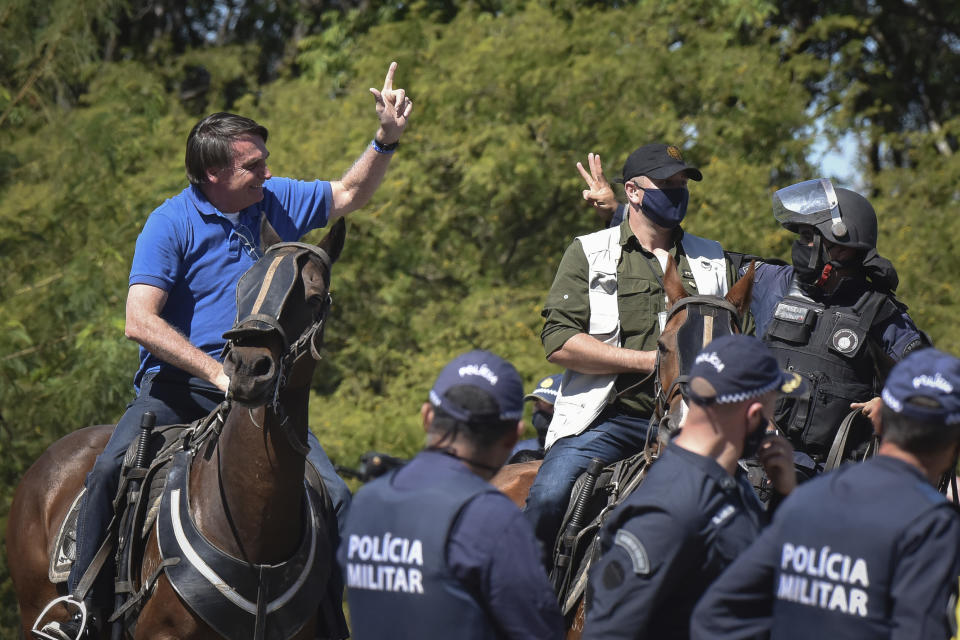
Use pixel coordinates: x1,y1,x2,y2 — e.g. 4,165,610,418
491,255,754,639
7,220,345,638
652,256,755,441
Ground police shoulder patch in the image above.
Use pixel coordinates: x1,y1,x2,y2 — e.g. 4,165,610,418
614,529,650,575
902,337,924,357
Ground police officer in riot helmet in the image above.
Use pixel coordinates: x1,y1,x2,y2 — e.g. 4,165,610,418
750,179,927,468
780,182,895,297
338,350,563,640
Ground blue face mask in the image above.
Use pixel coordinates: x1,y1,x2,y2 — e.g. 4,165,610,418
634,183,689,229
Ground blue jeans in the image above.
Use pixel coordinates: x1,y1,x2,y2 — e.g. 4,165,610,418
524,409,650,557
68,371,351,605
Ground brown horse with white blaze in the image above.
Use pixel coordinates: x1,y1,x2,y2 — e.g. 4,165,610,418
7,220,346,639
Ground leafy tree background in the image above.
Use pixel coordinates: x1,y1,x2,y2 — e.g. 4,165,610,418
1,0,957,630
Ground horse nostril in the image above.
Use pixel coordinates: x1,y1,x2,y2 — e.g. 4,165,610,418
223,350,238,377
251,354,274,378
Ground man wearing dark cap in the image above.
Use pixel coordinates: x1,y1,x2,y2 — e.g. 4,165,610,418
528,143,742,555
578,162,927,471
692,348,960,640
339,350,563,640
582,335,800,640
511,374,562,458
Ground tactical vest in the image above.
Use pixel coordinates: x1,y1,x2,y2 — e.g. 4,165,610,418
546,226,728,449
341,457,502,640
770,458,955,638
763,281,891,458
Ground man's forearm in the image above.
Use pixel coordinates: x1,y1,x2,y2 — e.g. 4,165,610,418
329,137,394,219
547,333,656,375
127,315,225,388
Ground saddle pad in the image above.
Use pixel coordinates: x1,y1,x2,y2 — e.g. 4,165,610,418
47,423,193,584
49,489,86,583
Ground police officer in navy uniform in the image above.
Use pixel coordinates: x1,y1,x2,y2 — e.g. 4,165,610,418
692,347,960,640
754,179,926,466
510,374,561,458
583,335,803,640
339,350,563,640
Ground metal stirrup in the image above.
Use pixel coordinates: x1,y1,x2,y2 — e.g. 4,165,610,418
32,595,87,640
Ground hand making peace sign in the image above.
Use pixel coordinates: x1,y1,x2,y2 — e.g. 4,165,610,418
576,152,619,223
370,61,414,145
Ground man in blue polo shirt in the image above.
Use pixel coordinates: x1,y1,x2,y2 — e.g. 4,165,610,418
692,348,960,640
340,350,564,639
55,62,414,637
583,335,802,640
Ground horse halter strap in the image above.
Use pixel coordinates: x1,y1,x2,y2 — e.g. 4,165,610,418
223,242,334,457
655,295,744,419
663,295,743,333
226,241,333,360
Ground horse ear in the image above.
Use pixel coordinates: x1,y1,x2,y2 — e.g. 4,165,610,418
725,259,755,320
259,214,283,250
318,218,346,265
663,254,689,307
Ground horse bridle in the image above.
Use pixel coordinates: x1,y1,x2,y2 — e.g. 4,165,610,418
653,295,744,422
222,242,334,456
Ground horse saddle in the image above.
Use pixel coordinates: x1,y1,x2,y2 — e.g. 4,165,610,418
47,407,334,589
550,448,658,617
47,421,195,584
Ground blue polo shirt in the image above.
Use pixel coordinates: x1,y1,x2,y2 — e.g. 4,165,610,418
129,177,332,388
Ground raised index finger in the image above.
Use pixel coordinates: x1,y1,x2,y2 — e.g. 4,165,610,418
382,61,398,93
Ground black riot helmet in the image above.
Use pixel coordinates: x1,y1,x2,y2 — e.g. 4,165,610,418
774,178,898,292
773,179,877,251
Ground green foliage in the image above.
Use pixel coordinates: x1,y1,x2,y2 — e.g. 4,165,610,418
772,0,960,172
0,1,957,633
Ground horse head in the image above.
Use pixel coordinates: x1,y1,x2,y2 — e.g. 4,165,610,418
655,257,755,440
222,219,345,407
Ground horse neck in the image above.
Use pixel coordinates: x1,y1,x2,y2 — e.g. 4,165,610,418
189,369,314,564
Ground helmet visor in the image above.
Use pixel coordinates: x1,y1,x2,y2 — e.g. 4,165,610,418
772,178,842,229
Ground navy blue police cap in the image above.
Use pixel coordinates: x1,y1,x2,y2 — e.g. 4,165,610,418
686,335,806,405
524,374,562,404
429,350,525,422
881,348,960,425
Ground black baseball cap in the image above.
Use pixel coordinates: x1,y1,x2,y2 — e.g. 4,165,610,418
615,143,703,184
